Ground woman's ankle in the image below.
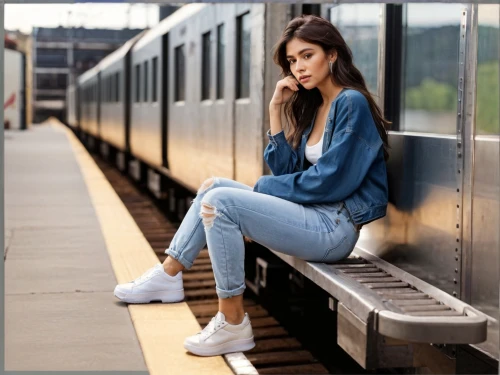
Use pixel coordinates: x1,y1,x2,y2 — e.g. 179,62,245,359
163,256,185,277
223,311,246,325
219,294,245,324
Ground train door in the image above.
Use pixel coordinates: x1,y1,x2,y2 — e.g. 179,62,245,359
97,72,101,139
161,33,169,168
233,4,266,186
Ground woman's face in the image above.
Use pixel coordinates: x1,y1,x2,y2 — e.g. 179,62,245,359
285,38,332,90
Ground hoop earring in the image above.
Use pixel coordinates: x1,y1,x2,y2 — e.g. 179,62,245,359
329,61,333,74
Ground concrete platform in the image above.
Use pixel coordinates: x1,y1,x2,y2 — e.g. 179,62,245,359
4,122,239,375
5,125,147,371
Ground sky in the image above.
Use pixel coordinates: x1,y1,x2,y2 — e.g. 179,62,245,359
5,3,499,35
5,4,161,33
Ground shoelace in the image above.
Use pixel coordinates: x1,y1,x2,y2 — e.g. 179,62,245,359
133,266,159,285
200,316,225,340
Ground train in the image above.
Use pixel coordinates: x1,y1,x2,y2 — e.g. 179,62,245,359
4,46,26,130
66,2,499,372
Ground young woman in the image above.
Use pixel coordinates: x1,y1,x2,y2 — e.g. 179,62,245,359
114,14,389,357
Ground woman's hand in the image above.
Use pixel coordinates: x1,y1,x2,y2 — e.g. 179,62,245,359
270,76,300,108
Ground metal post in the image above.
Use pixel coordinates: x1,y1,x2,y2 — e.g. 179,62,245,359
0,0,5,370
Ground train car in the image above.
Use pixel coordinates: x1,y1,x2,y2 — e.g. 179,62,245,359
77,66,100,143
65,83,78,130
4,48,26,130
127,4,206,175
318,2,500,363
163,3,268,189
126,3,283,197
74,3,499,372
98,31,146,159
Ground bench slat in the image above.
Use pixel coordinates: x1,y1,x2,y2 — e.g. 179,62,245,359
379,293,429,300
392,299,439,306
407,310,463,317
334,264,379,269
367,282,409,289
341,268,379,274
400,304,450,312
349,272,388,277
375,288,419,294
356,277,399,283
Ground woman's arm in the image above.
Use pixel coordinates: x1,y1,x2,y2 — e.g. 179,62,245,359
262,77,301,176
263,105,299,176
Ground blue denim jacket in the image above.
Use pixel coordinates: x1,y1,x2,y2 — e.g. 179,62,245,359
253,89,388,225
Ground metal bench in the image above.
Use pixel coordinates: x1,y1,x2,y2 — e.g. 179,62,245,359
265,247,488,370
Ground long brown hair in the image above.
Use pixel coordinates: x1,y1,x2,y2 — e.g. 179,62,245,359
273,15,390,161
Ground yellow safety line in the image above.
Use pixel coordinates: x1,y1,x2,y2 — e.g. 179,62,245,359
50,120,233,375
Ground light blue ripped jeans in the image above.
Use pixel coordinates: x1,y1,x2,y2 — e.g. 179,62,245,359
165,177,360,299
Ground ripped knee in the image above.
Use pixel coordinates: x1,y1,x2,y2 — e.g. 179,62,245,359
200,201,221,231
197,177,218,195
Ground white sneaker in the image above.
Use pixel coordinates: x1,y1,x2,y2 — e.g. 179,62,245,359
114,263,184,304
184,312,255,356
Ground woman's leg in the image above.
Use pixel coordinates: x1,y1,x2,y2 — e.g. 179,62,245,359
114,177,252,304
201,187,359,304
184,187,358,356
164,177,252,271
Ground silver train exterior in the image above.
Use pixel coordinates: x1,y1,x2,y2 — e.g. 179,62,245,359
128,3,272,188
77,66,100,139
65,84,77,129
68,3,500,365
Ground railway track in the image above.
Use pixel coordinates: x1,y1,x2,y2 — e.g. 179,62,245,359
92,155,332,375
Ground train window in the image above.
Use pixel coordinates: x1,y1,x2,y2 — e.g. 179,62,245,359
400,4,462,134
330,4,381,94
201,31,212,101
144,60,149,102
476,5,499,135
236,12,251,99
152,58,158,102
101,79,106,103
216,23,225,99
135,64,141,103
36,73,67,91
110,76,113,103
108,76,112,103
36,48,67,68
175,45,186,102
116,72,120,102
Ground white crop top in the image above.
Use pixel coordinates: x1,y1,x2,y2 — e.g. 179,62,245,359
305,131,324,165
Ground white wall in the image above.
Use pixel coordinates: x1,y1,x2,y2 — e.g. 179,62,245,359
4,49,23,130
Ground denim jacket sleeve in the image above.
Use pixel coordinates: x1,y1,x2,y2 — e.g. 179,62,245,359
263,129,299,176
254,92,382,204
